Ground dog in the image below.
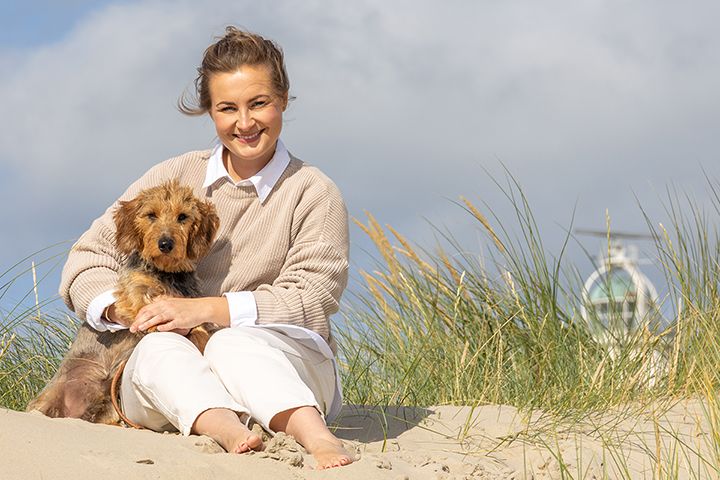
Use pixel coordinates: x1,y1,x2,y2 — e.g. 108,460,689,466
27,180,220,425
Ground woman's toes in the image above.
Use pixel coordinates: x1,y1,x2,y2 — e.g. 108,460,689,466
311,440,354,469
232,433,263,454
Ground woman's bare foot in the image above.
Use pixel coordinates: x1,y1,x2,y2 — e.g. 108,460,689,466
305,437,354,469
192,408,263,454
229,430,263,454
270,405,356,470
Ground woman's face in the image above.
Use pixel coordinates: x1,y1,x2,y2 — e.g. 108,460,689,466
208,65,287,176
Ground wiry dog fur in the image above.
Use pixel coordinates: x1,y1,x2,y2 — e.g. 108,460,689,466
27,181,220,424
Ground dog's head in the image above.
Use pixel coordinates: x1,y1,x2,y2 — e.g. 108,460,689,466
114,180,220,272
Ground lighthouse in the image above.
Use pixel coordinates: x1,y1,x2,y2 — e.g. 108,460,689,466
579,239,661,344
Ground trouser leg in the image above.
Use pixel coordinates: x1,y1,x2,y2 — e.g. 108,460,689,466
120,331,247,435
203,327,337,432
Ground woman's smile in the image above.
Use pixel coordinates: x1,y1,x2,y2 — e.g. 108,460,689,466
233,128,265,143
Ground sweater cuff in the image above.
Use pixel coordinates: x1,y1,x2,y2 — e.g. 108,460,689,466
223,291,257,328
86,290,128,332
66,266,121,324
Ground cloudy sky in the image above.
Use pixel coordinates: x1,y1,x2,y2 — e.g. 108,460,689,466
1,0,719,310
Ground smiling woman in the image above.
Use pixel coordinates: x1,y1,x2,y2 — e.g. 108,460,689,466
54,26,355,470
208,67,287,180
179,27,291,181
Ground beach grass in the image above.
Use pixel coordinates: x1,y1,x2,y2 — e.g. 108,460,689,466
2,177,720,477
0,247,77,411
337,176,720,415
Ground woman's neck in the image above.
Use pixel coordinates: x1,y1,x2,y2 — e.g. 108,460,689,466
223,147,275,182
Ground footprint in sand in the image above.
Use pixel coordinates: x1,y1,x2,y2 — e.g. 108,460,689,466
193,437,226,454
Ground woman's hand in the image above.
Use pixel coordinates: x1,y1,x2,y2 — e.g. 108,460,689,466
130,296,230,334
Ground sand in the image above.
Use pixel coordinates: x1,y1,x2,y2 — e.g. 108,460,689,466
1,401,714,479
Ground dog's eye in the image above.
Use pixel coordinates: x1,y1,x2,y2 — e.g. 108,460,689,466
146,213,157,221
177,213,188,223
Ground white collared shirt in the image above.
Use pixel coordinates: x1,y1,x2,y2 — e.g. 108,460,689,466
202,139,291,204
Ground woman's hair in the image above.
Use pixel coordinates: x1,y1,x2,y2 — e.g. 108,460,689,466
179,26,291,116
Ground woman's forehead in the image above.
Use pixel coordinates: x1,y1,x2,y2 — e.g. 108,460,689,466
209,67,274,100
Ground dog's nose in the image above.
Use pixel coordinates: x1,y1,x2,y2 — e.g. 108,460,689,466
158,237,174,253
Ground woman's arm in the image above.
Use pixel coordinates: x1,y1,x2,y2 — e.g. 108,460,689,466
129,296,230,333
251,179,349,340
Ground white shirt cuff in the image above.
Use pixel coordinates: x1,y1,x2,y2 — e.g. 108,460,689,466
86,290,128,332
223,291,257,328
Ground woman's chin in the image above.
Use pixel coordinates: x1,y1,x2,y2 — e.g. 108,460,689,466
227,139,276,165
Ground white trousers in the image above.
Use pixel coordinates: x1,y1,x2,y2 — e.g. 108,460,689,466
120,327,337,435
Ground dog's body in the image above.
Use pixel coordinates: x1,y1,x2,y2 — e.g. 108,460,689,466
27,181,220,424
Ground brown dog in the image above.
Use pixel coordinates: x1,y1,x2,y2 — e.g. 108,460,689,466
27,181,220,424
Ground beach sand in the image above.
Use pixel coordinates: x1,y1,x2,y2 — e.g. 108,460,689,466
2,400,713,479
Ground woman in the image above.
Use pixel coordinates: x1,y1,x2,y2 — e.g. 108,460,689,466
59,26,354,469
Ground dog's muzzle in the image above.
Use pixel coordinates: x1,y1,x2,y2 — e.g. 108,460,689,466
158,236,175,253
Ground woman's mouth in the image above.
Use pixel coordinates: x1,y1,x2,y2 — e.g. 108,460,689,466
233,129,264,143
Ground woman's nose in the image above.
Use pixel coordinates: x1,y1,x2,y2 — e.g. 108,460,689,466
235,109,255,130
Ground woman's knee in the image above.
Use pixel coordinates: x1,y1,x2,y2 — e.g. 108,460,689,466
205,327,259,355
204,327,278,368
130,332,197,387
134,331,192,358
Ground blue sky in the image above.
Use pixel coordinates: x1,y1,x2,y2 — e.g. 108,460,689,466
0,1,125,47
1,0,720,317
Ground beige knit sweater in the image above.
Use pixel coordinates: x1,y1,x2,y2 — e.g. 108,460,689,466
60,149,349,353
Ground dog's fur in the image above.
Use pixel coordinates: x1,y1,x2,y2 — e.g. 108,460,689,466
27,181,220,424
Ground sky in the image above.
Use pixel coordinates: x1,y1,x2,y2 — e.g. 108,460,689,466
1,0,719,315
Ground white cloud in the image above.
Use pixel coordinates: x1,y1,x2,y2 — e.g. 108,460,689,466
2,0,720,291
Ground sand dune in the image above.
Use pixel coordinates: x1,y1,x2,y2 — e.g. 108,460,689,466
2,400,712,479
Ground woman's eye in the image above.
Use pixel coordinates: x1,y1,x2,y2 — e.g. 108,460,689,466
219,106,236,112
177,213,188,222
251,100,268,108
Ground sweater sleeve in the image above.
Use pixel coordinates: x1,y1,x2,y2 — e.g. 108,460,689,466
252,179,349,341
59,160,179,321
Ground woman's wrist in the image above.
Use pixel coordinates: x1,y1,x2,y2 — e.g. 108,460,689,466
209,296,231,327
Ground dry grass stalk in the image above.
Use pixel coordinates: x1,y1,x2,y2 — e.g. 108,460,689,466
354,215,400,284
460,196,505,253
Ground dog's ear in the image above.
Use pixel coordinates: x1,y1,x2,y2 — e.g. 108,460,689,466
113,197,143,255
187,200,220,260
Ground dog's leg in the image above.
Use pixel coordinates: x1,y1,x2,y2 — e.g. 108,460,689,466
187,324,212,354
26,325,99,416
26,357,105,419
26,376,66,417
27,324,139,424
115,271,169,323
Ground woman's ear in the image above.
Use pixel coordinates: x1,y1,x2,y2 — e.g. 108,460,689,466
113,197,142,255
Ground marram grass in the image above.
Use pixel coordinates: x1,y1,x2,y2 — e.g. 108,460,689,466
0,310,76,410
337,177,720,419
3,178,720,477
0,254,77,411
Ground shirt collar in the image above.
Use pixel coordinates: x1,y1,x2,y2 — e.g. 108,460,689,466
202,139,291,204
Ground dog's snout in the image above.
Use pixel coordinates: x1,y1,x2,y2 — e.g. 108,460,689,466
158,236,175,253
